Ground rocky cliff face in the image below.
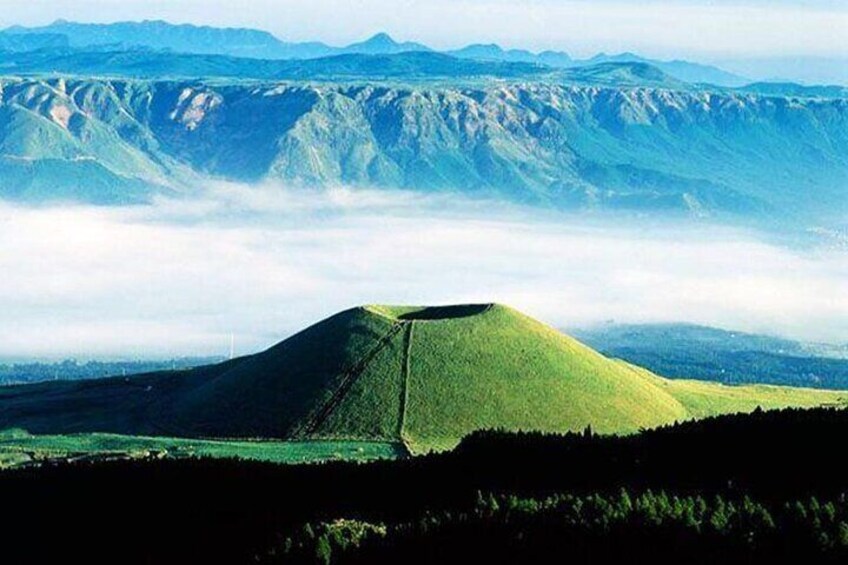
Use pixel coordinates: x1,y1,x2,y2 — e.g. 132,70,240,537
1,77,846,223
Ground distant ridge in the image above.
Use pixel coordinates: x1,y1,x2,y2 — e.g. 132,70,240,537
3,19,310,59
2,19,747,85
0,304,841,453
574,322,848,389
448,43,572,68
344,32,431,55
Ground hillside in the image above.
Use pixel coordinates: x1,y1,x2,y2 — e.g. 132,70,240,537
574,323,848,389
0,304,842,453
0,76,846,223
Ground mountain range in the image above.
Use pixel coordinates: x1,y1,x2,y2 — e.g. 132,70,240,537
1,20,748,86
1,74,846,226
1,20,846,227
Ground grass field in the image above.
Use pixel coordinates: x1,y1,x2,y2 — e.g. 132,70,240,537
0,429,404,469
658,375,847,419
0,303,844,458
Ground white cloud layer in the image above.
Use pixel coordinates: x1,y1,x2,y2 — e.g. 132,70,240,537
0,184,846,360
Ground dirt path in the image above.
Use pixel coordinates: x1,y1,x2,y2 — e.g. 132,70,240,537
298,321,406,437
398,321,414,442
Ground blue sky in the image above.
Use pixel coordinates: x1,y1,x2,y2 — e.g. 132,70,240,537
2,0,847,60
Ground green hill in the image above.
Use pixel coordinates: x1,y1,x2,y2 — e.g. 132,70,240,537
0,304,843,453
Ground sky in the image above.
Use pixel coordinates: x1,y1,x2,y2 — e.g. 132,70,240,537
1,0,847,60
1,185,846,360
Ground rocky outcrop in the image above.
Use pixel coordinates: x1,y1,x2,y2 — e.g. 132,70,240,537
1,77,846,222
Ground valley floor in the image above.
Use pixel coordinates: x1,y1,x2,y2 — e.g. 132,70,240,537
0,430,403,469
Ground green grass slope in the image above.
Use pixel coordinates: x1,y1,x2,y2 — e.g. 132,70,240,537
398,305,690,452
0,304,843,455
658,375,844,419
169,307,405,438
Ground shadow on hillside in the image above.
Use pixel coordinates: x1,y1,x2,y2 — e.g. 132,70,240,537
397,304,492,321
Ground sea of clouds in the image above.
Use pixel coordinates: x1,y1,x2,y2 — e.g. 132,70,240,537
0,182,846,360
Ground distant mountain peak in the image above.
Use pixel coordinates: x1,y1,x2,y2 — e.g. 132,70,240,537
365,32,396,45
590,52,645,63
466,43,503,51
450,43,571,66
454,43,505,56
345,31,430,54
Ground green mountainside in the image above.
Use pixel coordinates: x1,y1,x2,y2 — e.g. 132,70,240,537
0,75,846,224
0,304,841,454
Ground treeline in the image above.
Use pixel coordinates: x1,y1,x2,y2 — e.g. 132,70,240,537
277,491,848,564
0,357,221,385
3,407,848,563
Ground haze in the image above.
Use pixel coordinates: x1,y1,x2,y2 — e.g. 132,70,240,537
1,185,845,360
1,0,846,60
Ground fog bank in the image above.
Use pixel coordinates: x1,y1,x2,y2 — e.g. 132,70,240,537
1,184,845,359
